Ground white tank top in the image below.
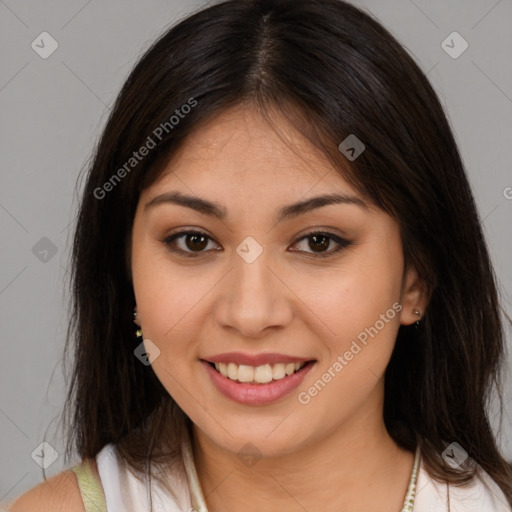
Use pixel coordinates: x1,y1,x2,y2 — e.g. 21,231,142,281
95,433,511,512
96,434,207,512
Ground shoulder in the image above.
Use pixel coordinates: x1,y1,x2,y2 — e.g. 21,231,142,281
415,457,512,511
5,458,100,512
466,466,512,512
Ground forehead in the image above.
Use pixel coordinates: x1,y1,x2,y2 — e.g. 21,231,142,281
143,104,357,199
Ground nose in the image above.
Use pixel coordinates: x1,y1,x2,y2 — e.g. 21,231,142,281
214,246,293,338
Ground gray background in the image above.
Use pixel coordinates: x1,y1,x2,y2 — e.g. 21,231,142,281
1,0,511,505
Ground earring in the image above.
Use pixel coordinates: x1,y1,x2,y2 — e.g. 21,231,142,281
133,307,142,337
413,309,421,329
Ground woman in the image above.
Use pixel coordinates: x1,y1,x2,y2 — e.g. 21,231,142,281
6,0,512,510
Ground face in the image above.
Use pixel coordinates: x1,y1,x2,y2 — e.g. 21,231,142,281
130,104,423,458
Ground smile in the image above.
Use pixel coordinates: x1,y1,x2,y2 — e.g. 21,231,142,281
201,359,316,405
211,361,307,384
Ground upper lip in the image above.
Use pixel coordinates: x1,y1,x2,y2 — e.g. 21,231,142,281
202,352,314,366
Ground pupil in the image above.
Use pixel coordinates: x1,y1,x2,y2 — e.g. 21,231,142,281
187,234,207,251
310,235,328,252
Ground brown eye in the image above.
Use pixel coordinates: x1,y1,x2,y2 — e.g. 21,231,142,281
308,234,330,252
163,230,219,257
184,232,209,251
163,230,351,259
290,231,351,258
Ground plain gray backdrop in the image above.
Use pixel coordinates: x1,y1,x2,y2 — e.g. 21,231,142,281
1,0,511,505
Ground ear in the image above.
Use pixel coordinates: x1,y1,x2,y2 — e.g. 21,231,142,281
399,265,431,326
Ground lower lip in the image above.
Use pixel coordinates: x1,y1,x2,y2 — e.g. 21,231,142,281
201,360,316,405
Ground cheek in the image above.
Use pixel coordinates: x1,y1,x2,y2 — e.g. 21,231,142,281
296,275,402,420
132,239,209,337
305,252,402,329
132,247,206,397
302,244,403,368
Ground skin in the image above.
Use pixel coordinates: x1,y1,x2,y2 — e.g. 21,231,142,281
131,103,429,512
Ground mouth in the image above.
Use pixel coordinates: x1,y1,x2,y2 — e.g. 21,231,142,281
203,359,316,385
200,357,317,405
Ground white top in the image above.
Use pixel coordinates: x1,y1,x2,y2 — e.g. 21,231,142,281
95,434,511,512
413,457,511,511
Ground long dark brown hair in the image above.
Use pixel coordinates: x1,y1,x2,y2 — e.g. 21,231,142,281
54,0,512,507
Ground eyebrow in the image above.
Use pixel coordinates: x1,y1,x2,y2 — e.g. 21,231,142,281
144,190,368,223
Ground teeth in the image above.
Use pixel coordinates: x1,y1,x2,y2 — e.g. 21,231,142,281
227,362,238,380
213,361,307,383
272,363,286,380
254,364,273,383
238,364,254,383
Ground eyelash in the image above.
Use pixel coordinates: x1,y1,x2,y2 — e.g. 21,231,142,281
162,229,351,259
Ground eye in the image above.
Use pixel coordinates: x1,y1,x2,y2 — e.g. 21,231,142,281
290,231,351,258
162,229,351,258
163,230,220,257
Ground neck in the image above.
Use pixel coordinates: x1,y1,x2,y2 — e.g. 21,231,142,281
192,407,415,512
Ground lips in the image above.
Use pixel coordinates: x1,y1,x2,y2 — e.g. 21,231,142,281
201,358,316,405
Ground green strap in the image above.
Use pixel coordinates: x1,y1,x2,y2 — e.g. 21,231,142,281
70,459,108,512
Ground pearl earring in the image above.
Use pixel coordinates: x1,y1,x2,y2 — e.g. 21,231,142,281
133,308,142,337
413,309,421,329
